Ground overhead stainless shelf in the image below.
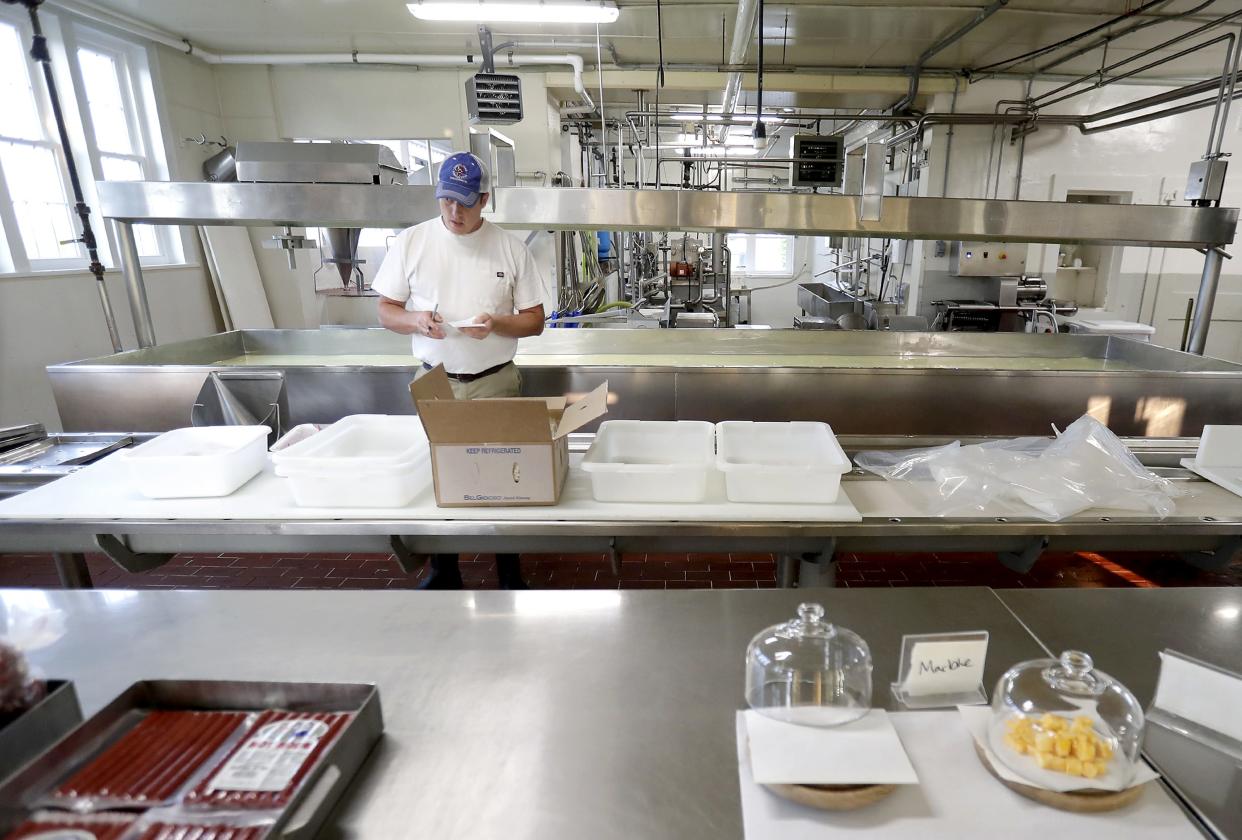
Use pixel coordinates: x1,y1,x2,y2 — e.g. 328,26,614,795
96,182,1239,248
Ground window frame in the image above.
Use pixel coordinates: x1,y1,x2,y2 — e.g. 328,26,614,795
0,8,183,276
0,6,87,273
61,21,180,267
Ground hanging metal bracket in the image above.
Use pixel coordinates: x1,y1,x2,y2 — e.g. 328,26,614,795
390,536,430,575
998,536,1049,574
1181,535,1242,572
93,534,173,574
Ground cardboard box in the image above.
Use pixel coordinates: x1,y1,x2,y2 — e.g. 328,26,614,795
409,365,608,507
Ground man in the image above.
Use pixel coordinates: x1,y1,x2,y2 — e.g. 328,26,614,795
373,151,546,590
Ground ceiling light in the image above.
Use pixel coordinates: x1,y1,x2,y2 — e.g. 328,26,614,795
408,0,619,23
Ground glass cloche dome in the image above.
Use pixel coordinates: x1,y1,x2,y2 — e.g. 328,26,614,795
989,649,1144,786
745,602,872,727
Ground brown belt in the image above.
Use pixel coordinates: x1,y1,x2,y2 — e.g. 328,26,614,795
424,361,513,383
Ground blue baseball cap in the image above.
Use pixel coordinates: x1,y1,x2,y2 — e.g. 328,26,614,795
435,152,490,208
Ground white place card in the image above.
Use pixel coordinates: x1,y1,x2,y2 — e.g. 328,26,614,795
891,631,988,709
743,708,919,786
1152,649,1242,744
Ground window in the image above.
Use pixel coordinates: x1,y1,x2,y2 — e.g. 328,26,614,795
729,233,795,276
67,27,176,263
0,15,82,270
0,9,177,274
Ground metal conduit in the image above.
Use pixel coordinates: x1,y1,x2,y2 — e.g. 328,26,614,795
1035,30,1239,112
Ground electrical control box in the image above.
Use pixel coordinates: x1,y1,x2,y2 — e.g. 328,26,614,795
790,135,844,187
950,241,1027,277
1186,159,1228,205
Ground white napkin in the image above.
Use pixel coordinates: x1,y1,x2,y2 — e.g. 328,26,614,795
744,708,919,786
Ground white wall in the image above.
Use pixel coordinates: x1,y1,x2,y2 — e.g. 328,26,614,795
0,266,221,429
914,79,1242,359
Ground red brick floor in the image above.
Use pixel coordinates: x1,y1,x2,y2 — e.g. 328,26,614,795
0,550,1238,590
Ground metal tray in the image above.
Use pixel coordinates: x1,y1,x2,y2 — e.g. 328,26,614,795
0,434,133,467
0,681,82,785
0,425,44,454
0,434,144,499
0,679,383,839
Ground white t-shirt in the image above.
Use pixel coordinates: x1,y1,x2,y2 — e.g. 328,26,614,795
371,218,545,374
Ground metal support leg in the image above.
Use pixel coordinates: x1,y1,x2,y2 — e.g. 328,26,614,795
1187,247,1225,355
798,540,838,588
52,553,92,589
114,220,157,349
776,554,799,588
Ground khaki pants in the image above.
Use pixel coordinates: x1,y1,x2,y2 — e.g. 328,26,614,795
447,362,521,400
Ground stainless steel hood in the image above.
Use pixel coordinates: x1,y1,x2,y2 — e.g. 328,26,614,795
96,181,1238,247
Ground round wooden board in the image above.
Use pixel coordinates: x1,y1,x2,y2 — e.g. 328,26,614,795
973,740,1145,813
763,781,897,811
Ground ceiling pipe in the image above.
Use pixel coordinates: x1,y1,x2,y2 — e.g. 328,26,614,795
719,0,759,119
47,0,597,115
893,0,1007,113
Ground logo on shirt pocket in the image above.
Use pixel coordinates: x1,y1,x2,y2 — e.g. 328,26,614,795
496,271,505,278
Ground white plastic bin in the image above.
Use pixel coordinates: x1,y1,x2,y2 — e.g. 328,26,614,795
271,415,429,508
581,420,715,503
125,426,269,498
716,421,850,504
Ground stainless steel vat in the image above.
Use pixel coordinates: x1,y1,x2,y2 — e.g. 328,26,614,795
47,329,1242,437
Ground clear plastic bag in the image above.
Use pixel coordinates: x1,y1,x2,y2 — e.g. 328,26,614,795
0,600,64,717
854,416,1182,522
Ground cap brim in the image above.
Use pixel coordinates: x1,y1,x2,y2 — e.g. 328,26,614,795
436,183,481,208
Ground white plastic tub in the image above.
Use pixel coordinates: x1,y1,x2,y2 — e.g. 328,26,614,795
125,426,269,498
716,421,850,504
581,420,715,503
271,415,429,508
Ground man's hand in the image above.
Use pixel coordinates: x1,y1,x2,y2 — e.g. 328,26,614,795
413,310,446,339
460,313,494,340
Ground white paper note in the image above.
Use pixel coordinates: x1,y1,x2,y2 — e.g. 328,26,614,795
900,637,988,696
744,708,918,785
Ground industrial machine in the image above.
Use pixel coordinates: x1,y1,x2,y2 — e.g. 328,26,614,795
232,141,407,290
933,241,1078,332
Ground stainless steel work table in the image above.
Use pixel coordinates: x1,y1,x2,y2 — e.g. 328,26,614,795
3,587,1048,839
997,588,1242,840
2,435,1240,588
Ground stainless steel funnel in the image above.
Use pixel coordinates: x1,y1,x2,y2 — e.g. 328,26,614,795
323,227,363,288
191,371,288,445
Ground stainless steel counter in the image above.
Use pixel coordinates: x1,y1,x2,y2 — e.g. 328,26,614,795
2,587,1048,840
997,588,1242,840
47,329,1242,436
996,588,1242,712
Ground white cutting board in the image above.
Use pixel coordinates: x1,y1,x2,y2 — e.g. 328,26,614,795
201,226,274,329
736,711,1200,840
1181,458,1242,500
0,451,860,523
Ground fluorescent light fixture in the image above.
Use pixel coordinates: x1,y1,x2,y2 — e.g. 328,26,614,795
408,0,619,23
